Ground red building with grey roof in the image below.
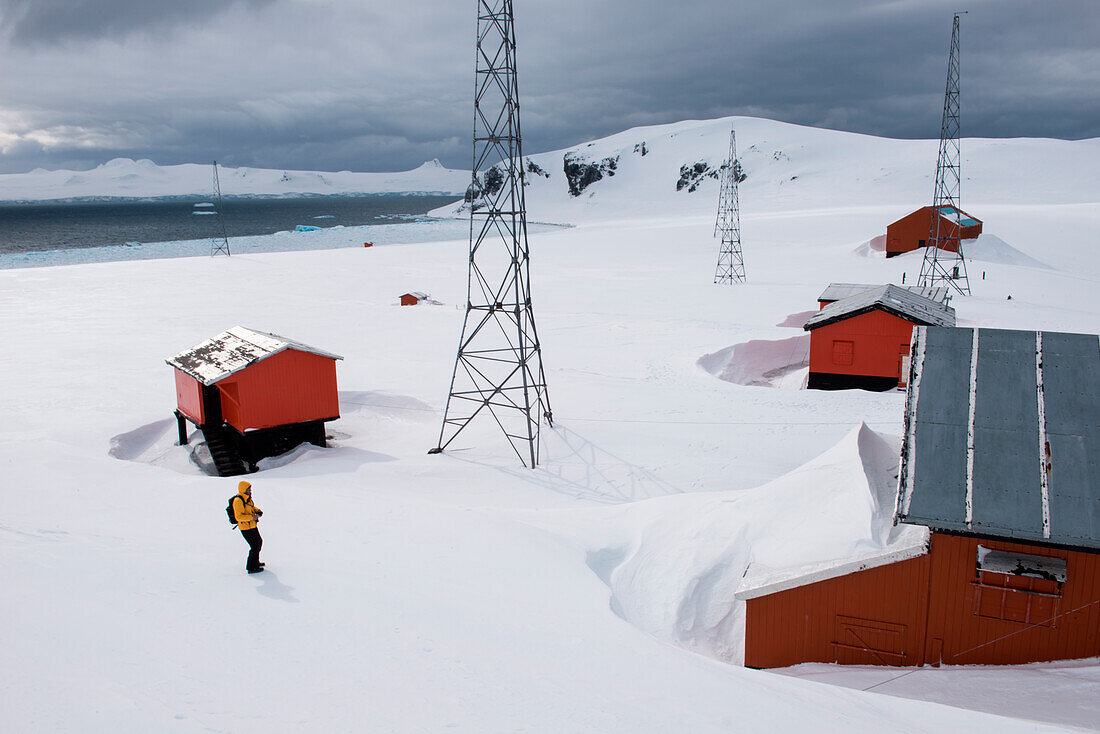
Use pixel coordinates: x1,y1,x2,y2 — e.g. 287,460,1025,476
739,327,1100,668
804,284,955,391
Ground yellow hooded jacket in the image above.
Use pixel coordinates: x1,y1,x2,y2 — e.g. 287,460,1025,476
233,481,262,530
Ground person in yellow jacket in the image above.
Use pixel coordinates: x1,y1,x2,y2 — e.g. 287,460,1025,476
232,480,264,573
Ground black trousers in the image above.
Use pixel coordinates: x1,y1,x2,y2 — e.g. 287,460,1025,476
240,527,263,571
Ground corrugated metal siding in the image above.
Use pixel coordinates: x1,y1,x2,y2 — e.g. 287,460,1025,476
804,284,955,331
174,369,204,424
743,532,1100,668
1042,332,1100,547
219,349,339,431
900,327,1100,549
817,283,950,306
972,330,1044,537
808,310,917,381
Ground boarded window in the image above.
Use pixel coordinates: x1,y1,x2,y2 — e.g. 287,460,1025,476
832,340,854,366
832,615,907,665
973,548,1065,627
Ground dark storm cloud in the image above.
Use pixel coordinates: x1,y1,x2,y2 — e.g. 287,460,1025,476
0,0,1097,174
0,0,275,44
516,0,1100,152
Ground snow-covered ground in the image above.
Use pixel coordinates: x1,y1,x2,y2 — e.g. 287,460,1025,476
2,116,1098,732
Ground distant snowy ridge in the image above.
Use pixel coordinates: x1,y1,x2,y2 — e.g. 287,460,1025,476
437,115,1100,224
0,157,470,202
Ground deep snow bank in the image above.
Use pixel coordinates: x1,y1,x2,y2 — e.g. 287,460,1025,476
555,424,924,665
698,335,809,389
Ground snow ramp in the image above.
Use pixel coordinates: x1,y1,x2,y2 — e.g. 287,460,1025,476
560,424,919,665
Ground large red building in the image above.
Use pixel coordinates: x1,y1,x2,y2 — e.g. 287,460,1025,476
167,326,342,476
739,327,1100,668
885,205,982,258
803,284,955,391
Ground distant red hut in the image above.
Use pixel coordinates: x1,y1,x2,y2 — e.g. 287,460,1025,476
400,292,429,306
167,326,342,476
885,205,982,258
739,327,1100,669
803,284,955,391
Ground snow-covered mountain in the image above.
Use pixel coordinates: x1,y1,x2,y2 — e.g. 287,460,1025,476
0,157,469,201
439,116,1100,223
6,116,1098,214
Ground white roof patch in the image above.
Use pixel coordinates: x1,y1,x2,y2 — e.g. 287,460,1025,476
167,326,342,386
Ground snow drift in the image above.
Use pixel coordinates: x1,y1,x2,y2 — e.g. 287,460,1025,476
549,425,925,665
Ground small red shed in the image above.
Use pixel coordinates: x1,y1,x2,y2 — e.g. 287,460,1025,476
167,326,343,475
739,327,1100,669
803,284,955,391
400,291,429,306
885,205,982,258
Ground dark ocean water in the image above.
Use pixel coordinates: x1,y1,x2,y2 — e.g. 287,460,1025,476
0,195,459,255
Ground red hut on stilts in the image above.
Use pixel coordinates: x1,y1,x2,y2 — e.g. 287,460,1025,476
167,326,342,476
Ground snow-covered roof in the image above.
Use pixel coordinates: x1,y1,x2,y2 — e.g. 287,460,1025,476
403,291,429,300
735,529,930,600
166,326,342,386
803,284,956,331
817,282,951,306
897,327,1100,549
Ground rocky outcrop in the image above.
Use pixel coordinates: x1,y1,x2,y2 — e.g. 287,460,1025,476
526,159,550,179
676,159,746,193
676,162,717,192
563,152,619,197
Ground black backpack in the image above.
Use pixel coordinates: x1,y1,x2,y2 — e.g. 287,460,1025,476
226,495,243,526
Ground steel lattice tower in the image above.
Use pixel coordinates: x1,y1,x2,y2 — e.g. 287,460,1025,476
713,129,745,284
209,161,231,257
430,0,551,468
918,12,970,295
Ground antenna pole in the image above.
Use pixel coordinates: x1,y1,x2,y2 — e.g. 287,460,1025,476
918,12,970,295
430,0,552,468
210,160,231,257
713,129,745,284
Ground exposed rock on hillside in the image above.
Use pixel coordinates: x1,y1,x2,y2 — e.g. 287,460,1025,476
676,159,746,193
563,152,619,197
676,162,717,192
526,159,550,179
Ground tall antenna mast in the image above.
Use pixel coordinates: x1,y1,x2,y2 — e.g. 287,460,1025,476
210,161,231,257
918,12,969,295
430,0,552,468
713,128,745,284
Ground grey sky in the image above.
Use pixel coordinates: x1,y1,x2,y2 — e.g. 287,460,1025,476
0,0,1097,174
